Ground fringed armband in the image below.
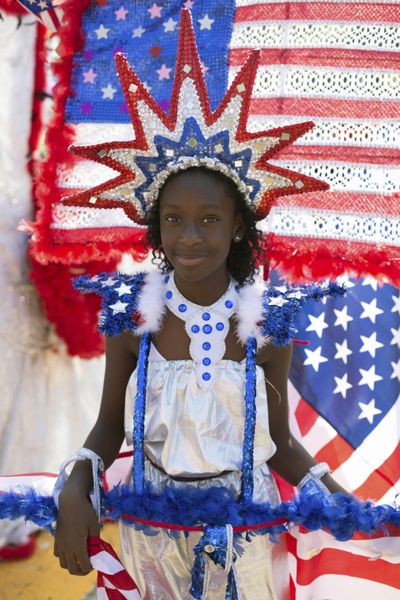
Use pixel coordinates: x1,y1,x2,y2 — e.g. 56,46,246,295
260,281,346,346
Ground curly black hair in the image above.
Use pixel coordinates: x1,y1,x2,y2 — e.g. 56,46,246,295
145,167,265,286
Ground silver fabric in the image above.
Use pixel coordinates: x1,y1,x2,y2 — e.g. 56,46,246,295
120,461,280,600
125,352,277,478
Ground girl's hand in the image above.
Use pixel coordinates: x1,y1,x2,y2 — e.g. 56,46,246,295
54,486,101,576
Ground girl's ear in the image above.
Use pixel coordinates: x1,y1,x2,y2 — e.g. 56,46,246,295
233,213,245,242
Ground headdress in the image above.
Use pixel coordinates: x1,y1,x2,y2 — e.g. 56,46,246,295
62,9,328,225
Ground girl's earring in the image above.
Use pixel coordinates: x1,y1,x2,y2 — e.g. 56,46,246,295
234,234,242,243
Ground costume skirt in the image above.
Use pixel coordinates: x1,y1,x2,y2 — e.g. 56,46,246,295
119,460,280,600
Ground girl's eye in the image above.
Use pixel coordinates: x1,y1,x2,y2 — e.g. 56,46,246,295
165,215,180,223
203,216,219,224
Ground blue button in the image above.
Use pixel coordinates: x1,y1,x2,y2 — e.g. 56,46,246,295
202,312,211,321
202,372,211,381
225,300,233,309
202,342,211,351
202,357,211,366
178,304,187,312
216,322,224,331
235,285,240,292
191,324,200,333
203,324,212,334
164,275,170,283
165,290,172,299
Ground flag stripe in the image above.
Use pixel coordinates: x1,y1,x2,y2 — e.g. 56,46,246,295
294,398,319,436
353,441,400,499
230,48,400,70
314,435,353,472
235,3,400,23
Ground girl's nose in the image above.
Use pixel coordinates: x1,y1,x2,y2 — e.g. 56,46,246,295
180,221,201,244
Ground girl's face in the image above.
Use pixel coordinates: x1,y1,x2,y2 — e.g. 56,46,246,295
159,170,243,283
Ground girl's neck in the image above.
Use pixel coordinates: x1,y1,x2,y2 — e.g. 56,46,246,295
173,268,231,306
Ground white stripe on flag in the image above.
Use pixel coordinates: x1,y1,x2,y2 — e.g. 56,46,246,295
293,575,400,600
90,550,124,575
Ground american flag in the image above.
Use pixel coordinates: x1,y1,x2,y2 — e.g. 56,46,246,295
285,274,400,597
16,0,63,31
44,0,400,286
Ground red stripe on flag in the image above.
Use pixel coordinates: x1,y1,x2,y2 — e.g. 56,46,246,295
230,48,400,71
250,97,400,119
275,144,400,166
274,191,400,217
235,2,400,23
295,547,400,589
314,435,353,471
353,441,400,500
295,398,319,436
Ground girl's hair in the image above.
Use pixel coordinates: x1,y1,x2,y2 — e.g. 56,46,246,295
145,166,265,286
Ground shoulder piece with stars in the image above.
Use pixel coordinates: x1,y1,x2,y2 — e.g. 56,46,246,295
260,282,347,346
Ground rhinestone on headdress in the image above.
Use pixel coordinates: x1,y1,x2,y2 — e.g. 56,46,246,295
62,9,328,224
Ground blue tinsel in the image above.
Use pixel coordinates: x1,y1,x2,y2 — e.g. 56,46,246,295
73,271,146,336
261,281,347,346
2,482,400,542
240,336,257,502
132,332,151,494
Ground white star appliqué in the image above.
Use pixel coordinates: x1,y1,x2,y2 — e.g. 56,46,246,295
333,373,352,399
110,301,128,314
163,17,177,32
268,296,288,307
103,277,116,287
198,14,215,30
360,298,383,324
132,26,145,38
359,332,383,358
115,283,132,297
359,365,383,391
358,399,381,425
306,312,328,339
391,294,400,314
303,346,328,373
334,339,352,364
391,359,400,382
333,305,353,331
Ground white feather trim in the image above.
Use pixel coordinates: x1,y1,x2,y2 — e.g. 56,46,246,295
135,269,166,335
236,280,268,348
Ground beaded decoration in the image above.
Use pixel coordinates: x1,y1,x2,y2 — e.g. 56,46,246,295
62,9,328,225
164,273,238,388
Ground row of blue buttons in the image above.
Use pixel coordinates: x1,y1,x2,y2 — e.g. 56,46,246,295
165,291,234,313
190,323,225,334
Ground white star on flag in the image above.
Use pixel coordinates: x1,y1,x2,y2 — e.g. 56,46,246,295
360,298,383,324
115,283,132,296
359,365,383,391
110,301,129,314
132,26,145,38
358,399,382,425
391,326,400,347
303,346,328,373
333,373,352,399
391,294,400,314
306,312,328,338
391,359,400,382
102,84,117,100
95,24,110,39
359,331,384,358
362,276,379,291
333,305,353,331
334,339,352,364
268,296,288,307
163,17,177,33
198,14,215,30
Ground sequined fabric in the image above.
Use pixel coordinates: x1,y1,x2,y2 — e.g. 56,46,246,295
125,351,276,479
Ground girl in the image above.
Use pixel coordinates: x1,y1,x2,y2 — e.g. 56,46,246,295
54,166,345,598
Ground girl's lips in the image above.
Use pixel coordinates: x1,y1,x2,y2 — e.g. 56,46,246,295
175,255,206,266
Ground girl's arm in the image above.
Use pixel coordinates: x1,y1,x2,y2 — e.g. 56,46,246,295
262,343,347,495
54,331,138,575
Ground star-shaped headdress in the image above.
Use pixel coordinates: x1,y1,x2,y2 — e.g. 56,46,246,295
63,9,328,224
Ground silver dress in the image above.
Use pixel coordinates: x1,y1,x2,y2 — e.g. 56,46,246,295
120,344,280,599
